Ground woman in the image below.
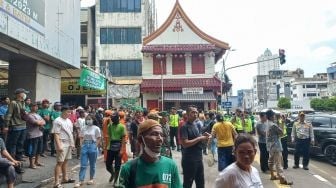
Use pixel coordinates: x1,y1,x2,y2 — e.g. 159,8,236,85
214,134,263,188
74,115,101,187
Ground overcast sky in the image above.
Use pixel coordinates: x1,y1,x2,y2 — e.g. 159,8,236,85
82,0,336,94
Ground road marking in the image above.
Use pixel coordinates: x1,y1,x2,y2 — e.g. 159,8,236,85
314,175,328,182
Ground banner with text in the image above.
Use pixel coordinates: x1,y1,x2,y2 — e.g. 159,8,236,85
79,68,106,90
61,79,105,95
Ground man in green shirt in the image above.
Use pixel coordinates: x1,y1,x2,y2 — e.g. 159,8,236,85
106,112,126,185
38,99,52,157
116,119,182,188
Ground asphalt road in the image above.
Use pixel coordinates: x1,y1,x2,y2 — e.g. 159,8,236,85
39,150,336,188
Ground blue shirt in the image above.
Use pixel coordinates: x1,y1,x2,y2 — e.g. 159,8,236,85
0,105,8,116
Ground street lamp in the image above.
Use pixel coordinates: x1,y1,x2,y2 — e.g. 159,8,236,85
156,54,164,110
220,48,236,112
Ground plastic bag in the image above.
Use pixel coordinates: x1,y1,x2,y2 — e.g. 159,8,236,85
207,152,215,167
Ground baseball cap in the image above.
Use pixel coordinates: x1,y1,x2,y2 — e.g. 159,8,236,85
138,119,161,137
14,88,29,94
105,110,113,116
54,102,62,106
147,112,162,120
42,99,51,104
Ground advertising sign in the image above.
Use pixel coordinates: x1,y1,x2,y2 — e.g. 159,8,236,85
79,68,106,90
61,80,105,95
0,0,45,34
182,87,203,95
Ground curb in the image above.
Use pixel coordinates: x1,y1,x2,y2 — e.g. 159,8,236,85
34,155,104,188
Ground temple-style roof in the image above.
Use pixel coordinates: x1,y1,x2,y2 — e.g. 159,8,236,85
143,0,230,51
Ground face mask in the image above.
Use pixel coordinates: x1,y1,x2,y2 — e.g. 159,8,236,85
141,136,160,158
86,120,93,126
22,93,27,100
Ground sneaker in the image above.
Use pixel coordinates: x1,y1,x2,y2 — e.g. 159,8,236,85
303,166,309,170
87,180,94,185
293,165,299,169
74,182,83,188
40,153,46,157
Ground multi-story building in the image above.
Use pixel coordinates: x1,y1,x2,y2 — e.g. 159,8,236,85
257,48,280,76
141,1,230,111
253,75,268,111
95,0,156,106
327,62,336,96
291,78,328,101
237,89,253,111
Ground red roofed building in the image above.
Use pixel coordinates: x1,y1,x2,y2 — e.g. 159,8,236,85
141,0,230,111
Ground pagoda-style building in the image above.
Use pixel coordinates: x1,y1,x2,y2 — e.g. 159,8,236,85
141,0,230,111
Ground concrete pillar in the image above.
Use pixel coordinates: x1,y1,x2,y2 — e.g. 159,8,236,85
8,61,61,103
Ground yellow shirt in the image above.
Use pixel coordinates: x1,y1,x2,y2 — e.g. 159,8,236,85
211,121,235,147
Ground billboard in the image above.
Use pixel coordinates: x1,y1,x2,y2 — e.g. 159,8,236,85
61,79,106,95
0,0,80,68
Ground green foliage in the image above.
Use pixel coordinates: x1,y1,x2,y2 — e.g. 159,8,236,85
277,97,291,109
311,97,336,111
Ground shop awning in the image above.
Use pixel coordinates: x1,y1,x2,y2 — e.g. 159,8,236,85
164,92,216,101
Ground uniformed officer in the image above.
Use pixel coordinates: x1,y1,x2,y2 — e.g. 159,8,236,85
291,112,314,170
231,109,244,133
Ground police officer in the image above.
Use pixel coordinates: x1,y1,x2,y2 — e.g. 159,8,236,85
231,109,244,133
291,112,314,170
244,111,253,134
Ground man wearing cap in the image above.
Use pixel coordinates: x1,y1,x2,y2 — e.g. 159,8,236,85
159,111,172,158
106,112,126,184
38,99,52,157
180,106,210,188
116,119,181,188
291,112,314,170
169,107,179,151
231,109,244,133
4,88,29,161
209,114,237,171
266,110,292,185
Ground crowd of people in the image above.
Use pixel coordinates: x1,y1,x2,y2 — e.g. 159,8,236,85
0,88,316,188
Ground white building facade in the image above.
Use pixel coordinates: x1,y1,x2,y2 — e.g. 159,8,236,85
257,49,280,76
291,78,328,101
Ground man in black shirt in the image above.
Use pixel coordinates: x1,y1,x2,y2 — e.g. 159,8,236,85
180,106,210,188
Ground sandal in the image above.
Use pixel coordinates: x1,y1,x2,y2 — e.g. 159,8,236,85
87,180,94,185
29,165,37,169
74,182,84,187
61,178,76,184
280,178,293,185
53,184,63,188
35,163,45,167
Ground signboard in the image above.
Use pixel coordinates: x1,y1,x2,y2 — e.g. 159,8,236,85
0,0,45,34
61,80,106,95
79,68,106,90
222,101,232,108
182,87,203,95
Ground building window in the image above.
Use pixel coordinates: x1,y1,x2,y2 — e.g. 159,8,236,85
303,85,305,88
100,0,141,12
153,55,167,75
306,84,316,88
172,54,186,75
81,23,88,45
307,93,317,97
100,28,141,44
303,93,306,97
192,54,205,74
100,60,142,77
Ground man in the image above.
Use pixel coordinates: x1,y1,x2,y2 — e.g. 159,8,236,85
26,102,45,169
129,109,144,158
180,106,210,188
50,102,63,157
116,119,182,188
102,110,112,161
0,137,21,188
256,112,269,173
278,114,288,169
231,109,244,133
209,114,237,171
95,108,104,128
38,99,52,157
177,111,187,152
169,107,179,151
159,111,172,158
205,112,217,158
291,112,314,170
119,111,129,163
4,88,29,161
106,112,126,184
266,110,292,185
51,106,75,188
0,97,10,141
244,111,253,134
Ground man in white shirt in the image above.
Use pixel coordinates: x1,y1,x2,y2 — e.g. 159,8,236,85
51,106,75,188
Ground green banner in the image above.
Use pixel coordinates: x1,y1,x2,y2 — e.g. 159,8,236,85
78,68,106,90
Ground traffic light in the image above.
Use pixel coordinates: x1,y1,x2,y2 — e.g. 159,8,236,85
279,49,286,65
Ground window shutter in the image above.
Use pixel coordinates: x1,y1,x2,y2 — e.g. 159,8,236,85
192,54,205,74
153,56,166,75
172,55,186,75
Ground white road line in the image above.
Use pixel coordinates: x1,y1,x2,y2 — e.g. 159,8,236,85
314,174,329,182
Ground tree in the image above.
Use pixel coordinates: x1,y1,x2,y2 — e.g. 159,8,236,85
311,97,336,111
277,97,291,109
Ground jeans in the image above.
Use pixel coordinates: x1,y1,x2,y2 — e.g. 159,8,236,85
294,138,310,167
6,129,26,159
258,142,269,172
79,142,98,181
281,137,288,168
182,160,204,188
217,146,234,171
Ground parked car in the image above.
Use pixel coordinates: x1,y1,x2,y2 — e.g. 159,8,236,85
286,114,336,165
